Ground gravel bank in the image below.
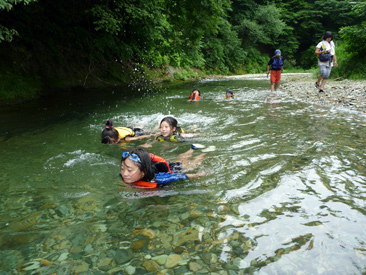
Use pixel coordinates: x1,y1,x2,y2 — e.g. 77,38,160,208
222,73,366,113
279,74,366,113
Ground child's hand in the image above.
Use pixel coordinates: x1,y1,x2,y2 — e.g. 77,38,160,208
141,143,152,148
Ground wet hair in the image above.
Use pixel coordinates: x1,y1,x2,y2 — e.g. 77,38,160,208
101,120,119,144
323,31,333,40
192,88,201,96
121,147,155,182
159,116,182,134
226,90,233,95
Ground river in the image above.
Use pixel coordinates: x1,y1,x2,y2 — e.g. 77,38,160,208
0,77,365,274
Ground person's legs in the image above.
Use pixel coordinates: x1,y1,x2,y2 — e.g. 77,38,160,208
177,149,205,172
316,75,323,87
270,82,275,92
271,70,281,91
319,79,327,90
318,65,331,91
177,148,194,159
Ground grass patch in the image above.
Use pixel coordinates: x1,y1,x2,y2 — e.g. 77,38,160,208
0,73,43,104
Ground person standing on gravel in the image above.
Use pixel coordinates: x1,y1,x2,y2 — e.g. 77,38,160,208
315,31,338,93
267,49,284,92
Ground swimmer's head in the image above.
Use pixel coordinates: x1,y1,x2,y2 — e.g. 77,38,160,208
192,88,201,95
120,148,155,183
101,120,119,144
159,116,178,137
226,90,234,98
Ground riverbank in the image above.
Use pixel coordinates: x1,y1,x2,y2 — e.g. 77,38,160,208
225,73,366,114
281,74,366,113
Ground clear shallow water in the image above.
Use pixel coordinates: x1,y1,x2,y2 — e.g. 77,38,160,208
1,78,366,274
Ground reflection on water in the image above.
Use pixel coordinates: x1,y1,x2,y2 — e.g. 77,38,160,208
0,78,366,274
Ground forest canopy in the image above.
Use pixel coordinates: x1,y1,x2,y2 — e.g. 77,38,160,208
0,0,364,92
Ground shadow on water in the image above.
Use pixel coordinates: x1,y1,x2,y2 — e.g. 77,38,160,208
1,78,366,274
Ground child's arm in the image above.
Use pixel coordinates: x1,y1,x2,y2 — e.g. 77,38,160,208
124,134,154,141
186,172,205,178
140,137,158,148
181,133,199,138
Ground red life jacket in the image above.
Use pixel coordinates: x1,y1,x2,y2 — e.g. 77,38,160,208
121,153,172,189
189,91,201,101
149,153,172,173
122,178,158,189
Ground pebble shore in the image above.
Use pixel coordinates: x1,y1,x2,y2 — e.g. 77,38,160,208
280,74,366,113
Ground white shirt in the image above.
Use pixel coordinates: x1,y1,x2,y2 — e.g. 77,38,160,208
316,40,335,67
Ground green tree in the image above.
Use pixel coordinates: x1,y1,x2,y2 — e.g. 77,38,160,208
338,0,366,78
90,0,237,70
202,17,246,73
276,0,356,68
0,0,37,42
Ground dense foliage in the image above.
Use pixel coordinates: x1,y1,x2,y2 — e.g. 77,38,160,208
0,0,37,42
338,0,366,78
0,0,364,100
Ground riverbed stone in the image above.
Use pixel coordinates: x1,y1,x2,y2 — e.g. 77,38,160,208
22,261,41,271
165,254,183,268
153,254,168,265
189,261,202,272
70,260,89,274
114,249,133,265
173,227,200,246
97,257,113,271
130,238,148,252
125,265,136,275
142,259,160,272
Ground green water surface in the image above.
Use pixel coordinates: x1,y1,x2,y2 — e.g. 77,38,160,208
0,78,365,274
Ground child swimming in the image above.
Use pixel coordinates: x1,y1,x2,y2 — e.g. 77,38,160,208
101,120,153,144
188,88,201,101
141,116,198,148
225,90,235,99
155,116,196,142
120,147,205,188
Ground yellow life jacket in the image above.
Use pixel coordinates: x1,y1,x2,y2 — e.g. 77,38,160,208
115,127,135,140
225,94,235,99
156,128,185,143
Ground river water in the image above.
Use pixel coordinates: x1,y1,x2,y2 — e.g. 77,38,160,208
0,77,366,274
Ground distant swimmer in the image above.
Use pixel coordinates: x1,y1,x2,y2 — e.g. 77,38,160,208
188,88,201,101
225,90,235,99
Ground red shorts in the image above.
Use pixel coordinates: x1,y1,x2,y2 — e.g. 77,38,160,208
270,70,282,83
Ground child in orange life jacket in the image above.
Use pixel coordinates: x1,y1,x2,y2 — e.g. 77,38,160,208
120,147,205,188
101,120,153,144
188,88,201,101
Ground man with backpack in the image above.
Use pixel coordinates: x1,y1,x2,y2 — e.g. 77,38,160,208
267,49,284,92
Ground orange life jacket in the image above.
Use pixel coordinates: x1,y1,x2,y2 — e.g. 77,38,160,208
149,153,172,173
121,153,172,189
122,178,159,189
189,91,201,101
